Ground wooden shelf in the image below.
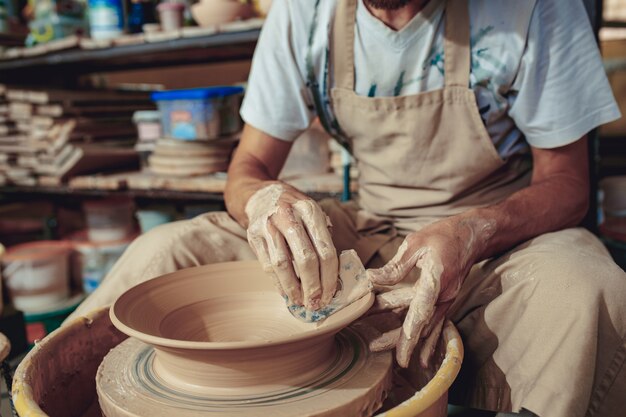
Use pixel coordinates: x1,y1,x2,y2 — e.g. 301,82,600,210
0,172,352,203
0,184,226,202
0,26,261,83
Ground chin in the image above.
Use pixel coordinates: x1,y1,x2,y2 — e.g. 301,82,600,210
363,0,413,10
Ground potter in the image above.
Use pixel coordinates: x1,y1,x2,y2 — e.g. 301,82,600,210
69,0,626,416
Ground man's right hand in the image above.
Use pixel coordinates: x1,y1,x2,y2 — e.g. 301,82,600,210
245,183,339,310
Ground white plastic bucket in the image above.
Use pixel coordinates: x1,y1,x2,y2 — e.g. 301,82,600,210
2,241,72,312
68,231,135,294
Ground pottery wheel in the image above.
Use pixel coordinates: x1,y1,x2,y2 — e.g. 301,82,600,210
97,327,392,417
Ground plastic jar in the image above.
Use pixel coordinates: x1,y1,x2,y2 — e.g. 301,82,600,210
133,110,162,142
2,241,72,312
157,2,185,32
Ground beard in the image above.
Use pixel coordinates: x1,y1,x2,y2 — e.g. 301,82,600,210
363,0,413,10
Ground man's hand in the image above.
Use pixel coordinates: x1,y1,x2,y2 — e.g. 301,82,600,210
245,183,339,310
367,217,495,368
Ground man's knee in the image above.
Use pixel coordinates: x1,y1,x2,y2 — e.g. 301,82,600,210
518,229,626,322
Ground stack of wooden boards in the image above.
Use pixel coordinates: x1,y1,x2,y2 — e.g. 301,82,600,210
0,85,152,186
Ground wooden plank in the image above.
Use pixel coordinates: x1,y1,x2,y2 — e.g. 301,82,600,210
16,155,38,168
6,87,151,105
113,34,146,47
38,175,63,187
181,26,218,38
79,38,114,50
34,145,139,179
38,144,75,165
35,146,82,176
37,103,153,117
126,170,228,192
36,104,63,117
20,44,47,58
8,102,33,118
44,35,81,53
3,48,23,60
69,172,129,190
145,30,182,43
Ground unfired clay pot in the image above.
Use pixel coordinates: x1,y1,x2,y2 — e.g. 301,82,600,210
110,260,375,394
191,0,252,27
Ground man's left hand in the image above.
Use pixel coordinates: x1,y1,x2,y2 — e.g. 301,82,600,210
367,216,494,368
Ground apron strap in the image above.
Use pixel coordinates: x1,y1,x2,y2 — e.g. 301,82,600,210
444,0,471,88
332,0,470,90
332,0,358,91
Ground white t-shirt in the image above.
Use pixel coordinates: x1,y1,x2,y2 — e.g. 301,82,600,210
241,0,621,159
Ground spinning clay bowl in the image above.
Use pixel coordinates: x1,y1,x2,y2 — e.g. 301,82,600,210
12,262,463,417
110,261,375,395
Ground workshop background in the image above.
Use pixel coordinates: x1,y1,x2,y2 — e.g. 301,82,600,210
0,0,624,415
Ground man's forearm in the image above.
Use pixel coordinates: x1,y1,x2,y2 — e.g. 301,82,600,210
224,154,283,228
224,125,295,228
459,173,589,264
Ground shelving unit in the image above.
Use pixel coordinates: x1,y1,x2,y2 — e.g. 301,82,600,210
0,21,267,204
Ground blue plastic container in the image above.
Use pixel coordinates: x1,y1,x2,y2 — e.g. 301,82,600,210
151,86,244,141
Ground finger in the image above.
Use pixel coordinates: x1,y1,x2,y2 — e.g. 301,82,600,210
247,230,285,298
422,300,452,337
396,262,441,367
271,206,322,310
370,327,402,352
419,315,445,368
293,200,338,306
370,287,414,313
367,240,427,286
263,220,303,306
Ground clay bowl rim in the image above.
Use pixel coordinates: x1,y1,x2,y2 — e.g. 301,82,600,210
110,260,375,350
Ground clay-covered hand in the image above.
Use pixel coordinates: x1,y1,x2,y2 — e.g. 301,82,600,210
367,217,495,368
245,183,339,310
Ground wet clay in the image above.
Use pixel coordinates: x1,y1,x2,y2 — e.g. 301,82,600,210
97,327,392,417
103,261,391,416
245,184,339,309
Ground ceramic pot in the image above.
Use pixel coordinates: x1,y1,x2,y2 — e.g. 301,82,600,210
109,261,374,394
191,0,251,27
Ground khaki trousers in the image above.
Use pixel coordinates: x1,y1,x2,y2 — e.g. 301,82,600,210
70,201,626,417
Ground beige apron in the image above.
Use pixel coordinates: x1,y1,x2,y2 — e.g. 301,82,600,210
71,1,626,415
330,0,530,234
